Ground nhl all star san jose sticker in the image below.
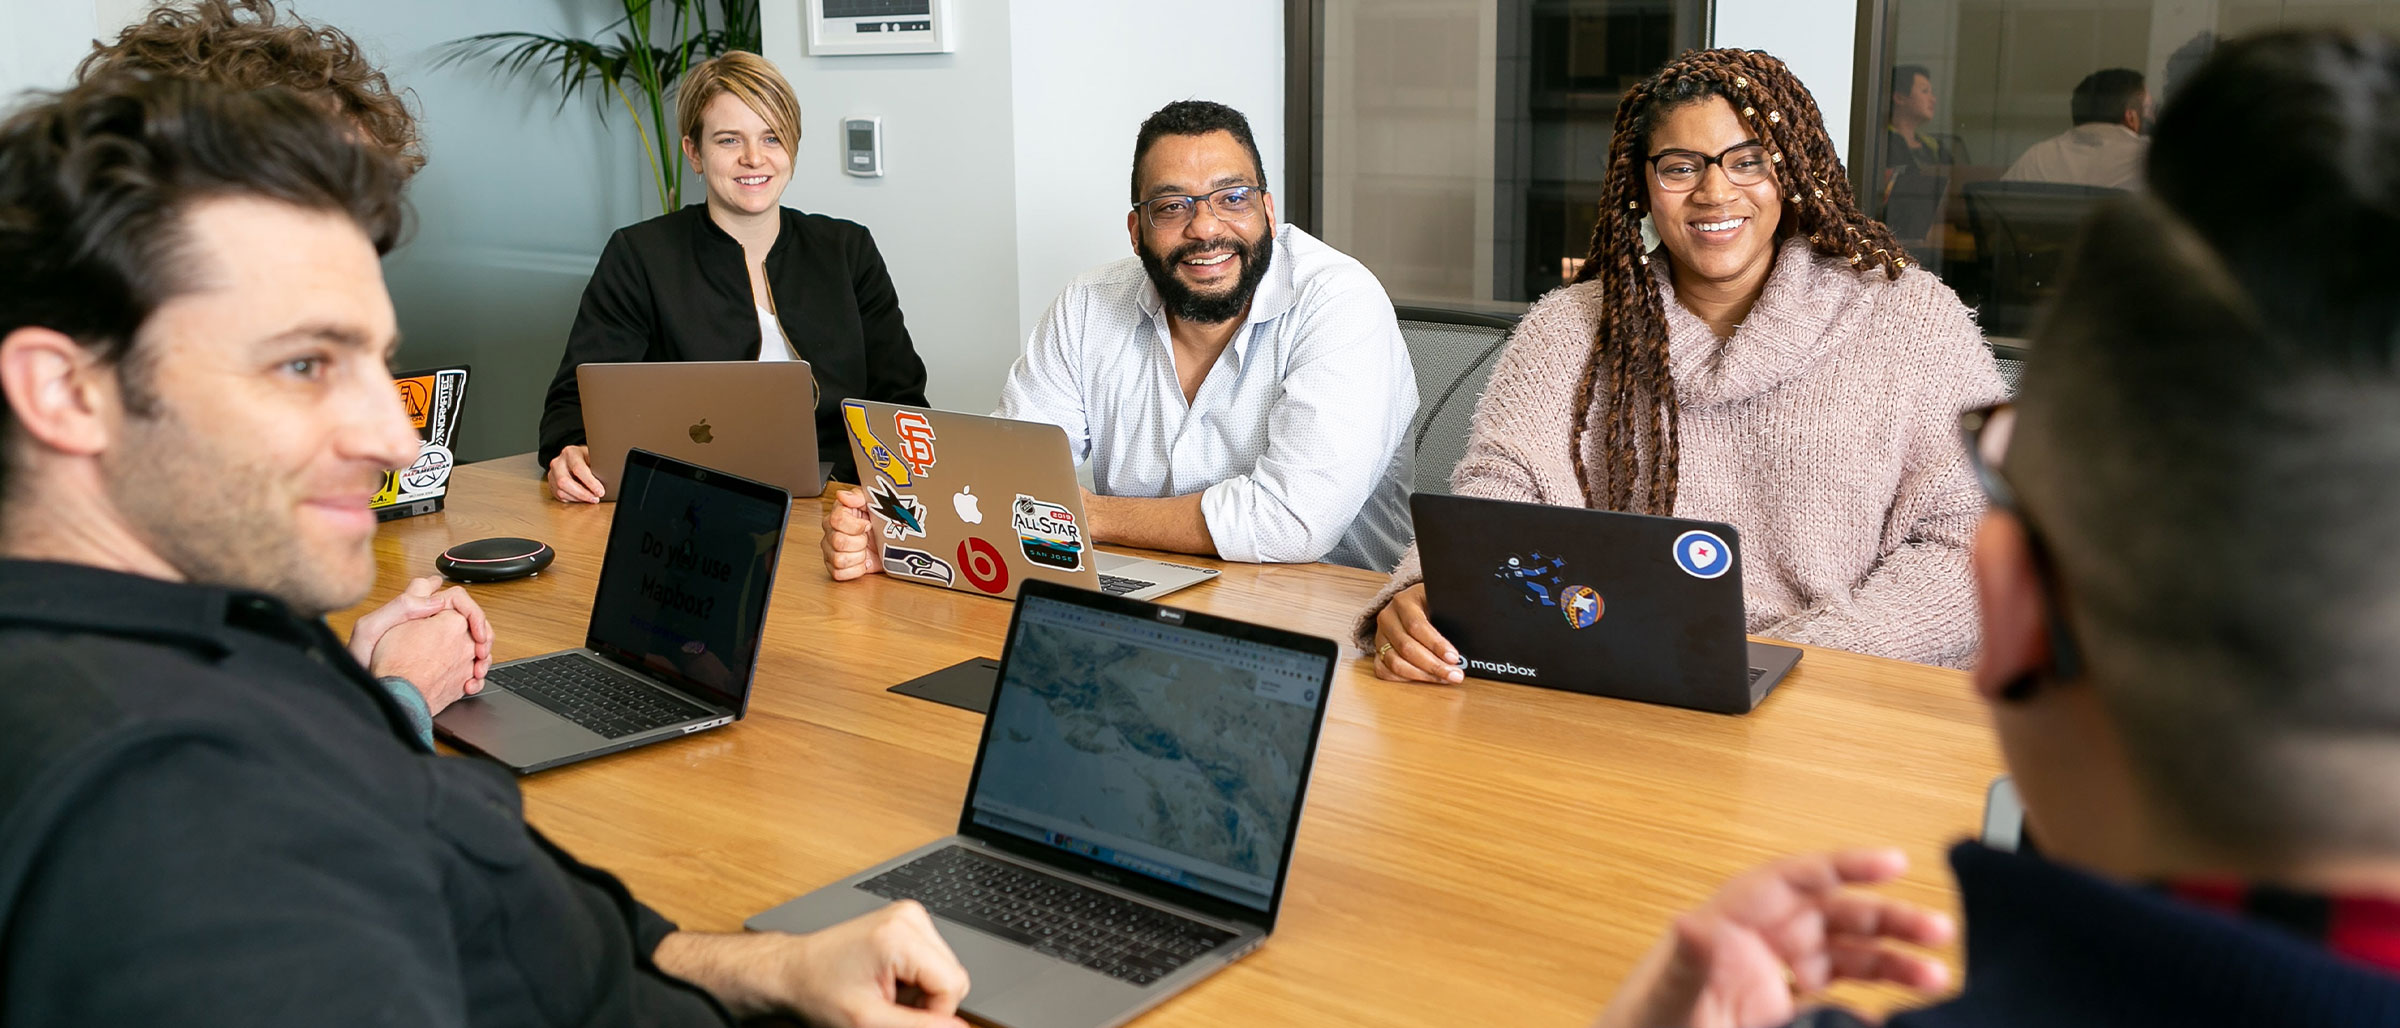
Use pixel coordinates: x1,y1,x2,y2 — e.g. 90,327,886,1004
1672,529,1731,580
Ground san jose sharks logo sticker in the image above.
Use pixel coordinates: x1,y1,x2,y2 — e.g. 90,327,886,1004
868,476,927,540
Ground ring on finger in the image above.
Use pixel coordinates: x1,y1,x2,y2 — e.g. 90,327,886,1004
1376,641,1395,658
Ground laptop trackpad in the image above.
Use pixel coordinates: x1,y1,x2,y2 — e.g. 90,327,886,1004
436,688,596,764
950,934,1146,1026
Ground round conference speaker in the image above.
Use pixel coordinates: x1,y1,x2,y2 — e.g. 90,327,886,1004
435,537,555,583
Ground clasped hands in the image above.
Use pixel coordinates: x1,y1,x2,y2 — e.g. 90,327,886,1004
346,574,493,714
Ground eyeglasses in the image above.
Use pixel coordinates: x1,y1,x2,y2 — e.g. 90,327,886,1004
1958,401,2083,687
1134,184,1264,230
1646,143,1773,193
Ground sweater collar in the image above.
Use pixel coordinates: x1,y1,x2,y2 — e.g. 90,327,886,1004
686,201,798,265
1912,842,2400,1023
1655,236,1856,407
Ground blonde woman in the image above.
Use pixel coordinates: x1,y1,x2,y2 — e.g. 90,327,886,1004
541,51,926,500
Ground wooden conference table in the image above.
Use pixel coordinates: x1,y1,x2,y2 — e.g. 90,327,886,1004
331,457,2004,1027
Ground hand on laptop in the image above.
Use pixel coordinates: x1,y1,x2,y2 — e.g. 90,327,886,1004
1371,584,1464,684
348,575,492,713
548,444,605,503
823,487,884,580
1587,848,1955,1028
652,903,970,1028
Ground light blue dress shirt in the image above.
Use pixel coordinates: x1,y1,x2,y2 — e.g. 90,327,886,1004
997,225,1415,571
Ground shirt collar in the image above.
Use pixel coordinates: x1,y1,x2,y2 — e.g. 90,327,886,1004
0,558,425,743
1136,222,1301,366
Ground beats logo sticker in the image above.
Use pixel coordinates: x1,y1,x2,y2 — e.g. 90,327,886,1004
958,537,1009,594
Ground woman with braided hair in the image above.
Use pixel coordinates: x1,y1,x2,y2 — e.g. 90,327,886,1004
1364,48,2004,677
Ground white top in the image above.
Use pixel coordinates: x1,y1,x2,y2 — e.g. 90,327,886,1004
756,306,795,362
996,224,1417,571
2001,122,2149,190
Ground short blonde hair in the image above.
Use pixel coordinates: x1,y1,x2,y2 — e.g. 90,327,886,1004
676,51,800,150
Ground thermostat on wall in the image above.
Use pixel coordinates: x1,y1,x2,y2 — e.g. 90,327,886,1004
806,0,955,56
843,117,883,177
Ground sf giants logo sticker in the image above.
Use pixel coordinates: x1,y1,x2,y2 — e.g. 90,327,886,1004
893,411,937,478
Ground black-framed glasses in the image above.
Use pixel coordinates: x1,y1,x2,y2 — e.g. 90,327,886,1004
1959,402,2083,687
1134,184,1265,229
1646,143,1773,193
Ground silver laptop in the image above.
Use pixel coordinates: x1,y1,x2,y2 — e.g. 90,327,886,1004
839,399,1218,601
579,360,833,499
434,448,790,773
749,579,1337,1028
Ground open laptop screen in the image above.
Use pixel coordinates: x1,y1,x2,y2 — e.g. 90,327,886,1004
584,450,789,712
966,590,1327,912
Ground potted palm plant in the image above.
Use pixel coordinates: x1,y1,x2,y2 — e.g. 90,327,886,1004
439,0,763,216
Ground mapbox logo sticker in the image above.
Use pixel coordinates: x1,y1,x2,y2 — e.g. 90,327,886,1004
958,537,1009,594
844,402,910,486
868,477,927,540
1012,493,1084,571
1673,530,1731,580
882,544,954,585
892,411,938,478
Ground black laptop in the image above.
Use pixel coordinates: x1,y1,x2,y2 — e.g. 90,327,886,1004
1411,493,1800,714
434,448,791,772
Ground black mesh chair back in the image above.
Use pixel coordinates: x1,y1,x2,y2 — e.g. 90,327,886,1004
1397,305,1520,496
1962,181,2121,339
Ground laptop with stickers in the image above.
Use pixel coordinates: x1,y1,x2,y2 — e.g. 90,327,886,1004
838,399,1218,602
749,578,1337,1028
1410,493,1801,714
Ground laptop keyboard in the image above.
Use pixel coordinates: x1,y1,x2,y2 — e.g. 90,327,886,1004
858,846,1237,986
1096,573,1154,596
492,653,712,740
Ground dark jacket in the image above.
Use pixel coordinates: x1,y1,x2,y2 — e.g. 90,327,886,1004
1795,842,2400,1028
539,203,929,482
0,560,731,1027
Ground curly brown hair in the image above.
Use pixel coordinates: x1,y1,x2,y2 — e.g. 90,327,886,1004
1569,48,1911,514
77,0,423,176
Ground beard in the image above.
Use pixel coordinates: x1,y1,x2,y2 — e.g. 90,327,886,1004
1137,218,1276,325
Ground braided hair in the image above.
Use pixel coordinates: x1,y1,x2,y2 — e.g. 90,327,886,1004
1568,48,1911,514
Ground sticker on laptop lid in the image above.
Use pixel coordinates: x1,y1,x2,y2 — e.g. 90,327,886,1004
1673,529,1732,580
844,401,911,487
893,410,938,479
881,544,954,586
867,477,927,540
1558,584,1603,628
1494,551,1568,607
958,537,1009,594
400,444,453,494
1012,493,1084,571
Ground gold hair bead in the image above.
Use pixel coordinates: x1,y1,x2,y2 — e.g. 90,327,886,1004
1743,106,1756,117
1629,201,1639,209
1639,254,1650,266
1735,76,1748,87
1770,152,1782,163
1895,258,1908,269
1768,110,1782,123
1813,189,1825,198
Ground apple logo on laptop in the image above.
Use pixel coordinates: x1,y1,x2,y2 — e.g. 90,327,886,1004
953,486,983,525
688,419,713,444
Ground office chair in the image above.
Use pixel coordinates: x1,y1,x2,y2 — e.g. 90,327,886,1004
1962,181,2121,339
1397,305,1521,496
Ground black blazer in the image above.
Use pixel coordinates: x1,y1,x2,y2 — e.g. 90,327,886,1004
539,203,929,482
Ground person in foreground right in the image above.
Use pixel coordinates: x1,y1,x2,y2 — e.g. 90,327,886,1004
1588,29,2400,1028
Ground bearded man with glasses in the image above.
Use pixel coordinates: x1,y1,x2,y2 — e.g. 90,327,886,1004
821,100,1416,576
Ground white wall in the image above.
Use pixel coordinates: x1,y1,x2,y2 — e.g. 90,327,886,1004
1712,0,1861,167
764,0,1283,415
764,0,1023,415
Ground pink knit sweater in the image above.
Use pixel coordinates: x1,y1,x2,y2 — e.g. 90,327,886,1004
1366,238,2007,668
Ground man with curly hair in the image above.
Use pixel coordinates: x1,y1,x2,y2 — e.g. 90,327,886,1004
78,0,424,176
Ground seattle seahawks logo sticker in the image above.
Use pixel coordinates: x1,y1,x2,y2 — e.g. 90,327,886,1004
1672,529,1731,580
